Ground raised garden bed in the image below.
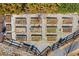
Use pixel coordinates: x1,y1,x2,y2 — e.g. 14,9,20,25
47,26,57,33
15,26,27,33
47,35,57,41
31,35,42,41
46,17,57,24
6,24,11,31
62,26,72,33
5,15,11,23
15,17,27,25
31,26,41,33
62,17,72,24
30,17,41,24
16,35,27,42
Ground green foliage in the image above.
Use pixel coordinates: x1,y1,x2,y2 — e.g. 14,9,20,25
0,3,79,14
0,3,58,14
24,3,58,13
58,3,79,13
